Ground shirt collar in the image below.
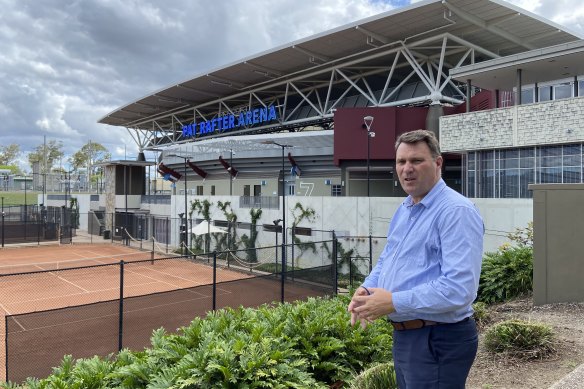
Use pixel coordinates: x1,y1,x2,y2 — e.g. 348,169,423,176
403,179,446,208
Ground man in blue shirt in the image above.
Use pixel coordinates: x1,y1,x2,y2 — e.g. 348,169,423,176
348,130,483,388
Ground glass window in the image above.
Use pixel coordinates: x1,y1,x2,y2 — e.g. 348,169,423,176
563,155,581,167
539,86,552,101
540,146,562,157
520,157,535,169
500,158,519,169
541,156,562,168
501,149,519,159
579,80,584,96
519,147,534,158
331,184,342,196
521,88,534,104
468,152,475,170
563,144,581,156
480,151,494,170
519,169,535,198
467,171,475,198
480,169,495,198
498,169,520,198
540,167,562,183
564,167,581,183
554,82,573,100
196,186,203,195
211,185,216,195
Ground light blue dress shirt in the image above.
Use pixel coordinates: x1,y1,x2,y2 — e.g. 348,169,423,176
362,179,484,323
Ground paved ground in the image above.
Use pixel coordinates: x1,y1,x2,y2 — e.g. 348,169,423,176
548,363,584,389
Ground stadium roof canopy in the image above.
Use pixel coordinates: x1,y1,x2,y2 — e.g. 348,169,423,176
450,39,584,90
98,0,581,151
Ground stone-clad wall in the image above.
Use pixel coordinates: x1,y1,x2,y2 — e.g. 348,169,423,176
104,165,116,230
440,96,584,152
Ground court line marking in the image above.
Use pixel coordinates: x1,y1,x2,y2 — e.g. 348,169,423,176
0,303,25,331
4,281,162,306
7,290,234,333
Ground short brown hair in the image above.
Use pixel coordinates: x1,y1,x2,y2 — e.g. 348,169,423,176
395,130,441,159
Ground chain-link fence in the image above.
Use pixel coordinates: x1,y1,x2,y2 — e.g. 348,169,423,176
2,240,338,383
0,205,77,246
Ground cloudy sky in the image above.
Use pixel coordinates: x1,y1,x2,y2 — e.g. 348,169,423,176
1,0,583,171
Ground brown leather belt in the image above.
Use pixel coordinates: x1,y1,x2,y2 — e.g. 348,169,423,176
390,317,470,331
390,319,441,331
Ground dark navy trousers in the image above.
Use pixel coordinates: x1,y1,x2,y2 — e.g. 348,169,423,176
392,318,478,388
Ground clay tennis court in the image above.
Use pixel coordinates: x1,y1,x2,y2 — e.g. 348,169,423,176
0,242,334,382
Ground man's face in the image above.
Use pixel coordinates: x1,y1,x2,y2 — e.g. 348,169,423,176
396,141,443,204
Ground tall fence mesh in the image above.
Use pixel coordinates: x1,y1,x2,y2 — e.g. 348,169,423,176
2,241,338,383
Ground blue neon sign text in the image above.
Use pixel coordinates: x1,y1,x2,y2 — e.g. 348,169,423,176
182,105,277,137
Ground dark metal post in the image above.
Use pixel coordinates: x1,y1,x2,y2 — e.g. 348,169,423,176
124,165,128,246
367,132,370,197
212,251,217,311
1,197,4,248
184,159,188,256
118,260,125,351
281,145,286,303
349,255,353,289
151,237,155,265
369,234,373,273
24,177,27,240
229,149,233,196
333,235,338,295
275,226,278,271
363,116,374,197
166,216,169,253
290,227,295,274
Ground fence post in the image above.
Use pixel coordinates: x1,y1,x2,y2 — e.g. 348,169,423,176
212,251,217,311
332,236,338,295
90,213,93,244
151,237,155,264
118,260,125,351
37,221,40,245
166,216,169,253
111,213,114,243
369,234,373,273
5,315,8,381
349,256,353,290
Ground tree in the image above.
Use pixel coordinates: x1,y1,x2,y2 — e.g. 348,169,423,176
0,144,21,165
70,141,111,175
28,140,64,173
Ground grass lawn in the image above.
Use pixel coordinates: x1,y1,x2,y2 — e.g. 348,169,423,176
0,191,40,206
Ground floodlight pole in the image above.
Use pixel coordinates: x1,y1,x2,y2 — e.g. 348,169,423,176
261,140,292,303
229,149,233,196
168,154,189,256
363,116,375,197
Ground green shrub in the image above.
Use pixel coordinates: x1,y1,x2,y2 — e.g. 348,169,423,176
350,362,397,389
484,319,555,360
477,245,533,304
472,301,491,330
2,296,393,388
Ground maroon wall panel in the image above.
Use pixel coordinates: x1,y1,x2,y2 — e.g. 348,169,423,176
334,107,428,165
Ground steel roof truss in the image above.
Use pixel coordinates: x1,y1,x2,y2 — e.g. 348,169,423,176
381,69,417,104
335,69,377,107
435,36,448,89
380,52,401,105
400,46,435,92
442,1,535,51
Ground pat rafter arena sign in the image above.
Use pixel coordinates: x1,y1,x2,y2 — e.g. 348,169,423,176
182,105,278,138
